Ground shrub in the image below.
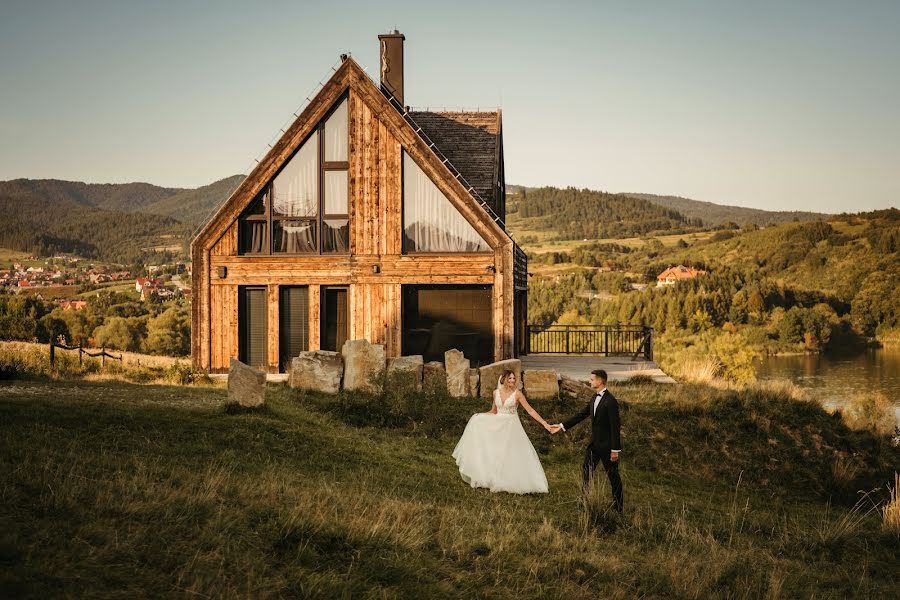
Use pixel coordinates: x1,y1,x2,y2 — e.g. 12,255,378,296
841,392,897,435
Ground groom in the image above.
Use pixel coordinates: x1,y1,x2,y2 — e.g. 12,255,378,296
550,369,623,512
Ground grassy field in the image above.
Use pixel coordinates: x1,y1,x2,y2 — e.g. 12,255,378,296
509,228,716,256
0,377,897,598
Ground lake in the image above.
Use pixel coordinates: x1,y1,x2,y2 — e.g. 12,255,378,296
754,347,900,422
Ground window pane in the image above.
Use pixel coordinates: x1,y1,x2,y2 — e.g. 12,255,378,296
273,220,316,253
244,189,267,215
402,285,493,365
402,153,490,253
239,220,266,254
324,170,348,214
322,219,349,253
273,132,318,217
324,99,348,162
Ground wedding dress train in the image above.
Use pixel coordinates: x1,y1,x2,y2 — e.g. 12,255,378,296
451,388,549,494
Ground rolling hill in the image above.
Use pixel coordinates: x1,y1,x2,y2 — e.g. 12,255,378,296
624,192,829,227
0,176,243,263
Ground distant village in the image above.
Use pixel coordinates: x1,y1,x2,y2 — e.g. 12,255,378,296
0,255,191,308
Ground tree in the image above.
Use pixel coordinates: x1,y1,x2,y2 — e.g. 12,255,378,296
144,306,191,356
92,316,148,352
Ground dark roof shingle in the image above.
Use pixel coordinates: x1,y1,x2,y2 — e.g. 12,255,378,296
407,111,501,215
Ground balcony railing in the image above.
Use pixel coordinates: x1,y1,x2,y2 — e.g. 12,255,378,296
526,324,653,360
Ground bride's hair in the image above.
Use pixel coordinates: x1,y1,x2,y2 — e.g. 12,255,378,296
499,369,515,386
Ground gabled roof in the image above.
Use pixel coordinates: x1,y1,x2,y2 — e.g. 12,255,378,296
192,58,510,252
407,111,501,212
657,265,705,280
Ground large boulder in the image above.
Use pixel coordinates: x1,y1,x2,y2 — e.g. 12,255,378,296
387,355,424,390
560,374,594,402
478,359,522,399
228,358,266,407
342,339,386,393
524,369,559,399
445,349,470,398
468,368,480,398
289,351,343,394
423,361,447,390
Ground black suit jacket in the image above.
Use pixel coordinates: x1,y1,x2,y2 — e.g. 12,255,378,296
562,390,622,452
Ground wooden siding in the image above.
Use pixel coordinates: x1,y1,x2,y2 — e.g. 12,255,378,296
308,284,321,351
209,284,237,370
193,59,516,372
211,223,237,256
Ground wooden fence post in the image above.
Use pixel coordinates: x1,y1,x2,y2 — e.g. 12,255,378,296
49,342,55,371
79,342,83,367
101,347,106,369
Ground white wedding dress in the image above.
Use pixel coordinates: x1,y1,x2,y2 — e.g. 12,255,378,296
451,387,549,494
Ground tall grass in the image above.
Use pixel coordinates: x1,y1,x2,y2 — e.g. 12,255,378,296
2,378,898,597
841,391,897,435
0,340,211,386
883,473,900,535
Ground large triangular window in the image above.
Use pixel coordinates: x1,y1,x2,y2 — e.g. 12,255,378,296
238,97,349,255
402,152,490,253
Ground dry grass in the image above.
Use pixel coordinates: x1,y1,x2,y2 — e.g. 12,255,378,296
675,355,721,384
883,473,900,535
841,391,897,435
2,379,898,597
1,340,187,369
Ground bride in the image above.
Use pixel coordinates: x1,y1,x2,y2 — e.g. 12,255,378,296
452,369,552,494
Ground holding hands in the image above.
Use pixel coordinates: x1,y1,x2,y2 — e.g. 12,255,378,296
543,423,562,434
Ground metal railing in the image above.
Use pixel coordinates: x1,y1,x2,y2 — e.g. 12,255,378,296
526,325,653,360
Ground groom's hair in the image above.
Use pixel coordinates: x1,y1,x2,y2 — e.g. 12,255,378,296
591,369,608,383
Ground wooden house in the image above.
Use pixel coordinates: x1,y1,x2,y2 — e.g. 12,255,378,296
191,32,528,373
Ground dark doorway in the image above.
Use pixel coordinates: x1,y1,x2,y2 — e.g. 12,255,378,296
238,286,267,369
321,286,348,352
402,285,493,365
279,286,309,372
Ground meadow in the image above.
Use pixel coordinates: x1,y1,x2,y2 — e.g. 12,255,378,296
1,374,897,598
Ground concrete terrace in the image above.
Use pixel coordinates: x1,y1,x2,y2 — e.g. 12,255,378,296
520,355,676,384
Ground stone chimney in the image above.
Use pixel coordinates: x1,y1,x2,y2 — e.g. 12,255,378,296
378,30,405,106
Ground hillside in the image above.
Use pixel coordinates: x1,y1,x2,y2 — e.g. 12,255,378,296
143,175,244,226
1,378,896,597
0,176,243,263
0,178,181,213
507,187,702,241
625,192,829,227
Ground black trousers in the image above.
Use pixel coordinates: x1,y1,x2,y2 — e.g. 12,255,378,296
582,446,624,512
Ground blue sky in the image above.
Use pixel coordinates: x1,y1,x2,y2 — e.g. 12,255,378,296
1,0,898,212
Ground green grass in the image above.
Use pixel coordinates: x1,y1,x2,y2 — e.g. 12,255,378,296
1,378,897,598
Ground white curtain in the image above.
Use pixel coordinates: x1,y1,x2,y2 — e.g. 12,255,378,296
275,221,316,253
273,131,318,217
403,153,490,252
324,99,348,162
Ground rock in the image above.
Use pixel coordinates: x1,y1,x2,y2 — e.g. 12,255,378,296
387,355,424,390
468,368,480,398
445,349,470,397
228,358,266,407
478,359,522,398
341,339,386,393
560,375,594,402
423,361,447,389
289,351,343,394
524,369,559,399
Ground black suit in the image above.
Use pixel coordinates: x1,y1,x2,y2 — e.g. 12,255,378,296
562,389,623,511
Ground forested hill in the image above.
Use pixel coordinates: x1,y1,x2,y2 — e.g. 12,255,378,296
506,187,702,240
142,175,244,225
625,192,829,227
0,176,243,263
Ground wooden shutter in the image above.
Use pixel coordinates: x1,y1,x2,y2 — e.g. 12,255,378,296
279,286,309,371
239,287,267,368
